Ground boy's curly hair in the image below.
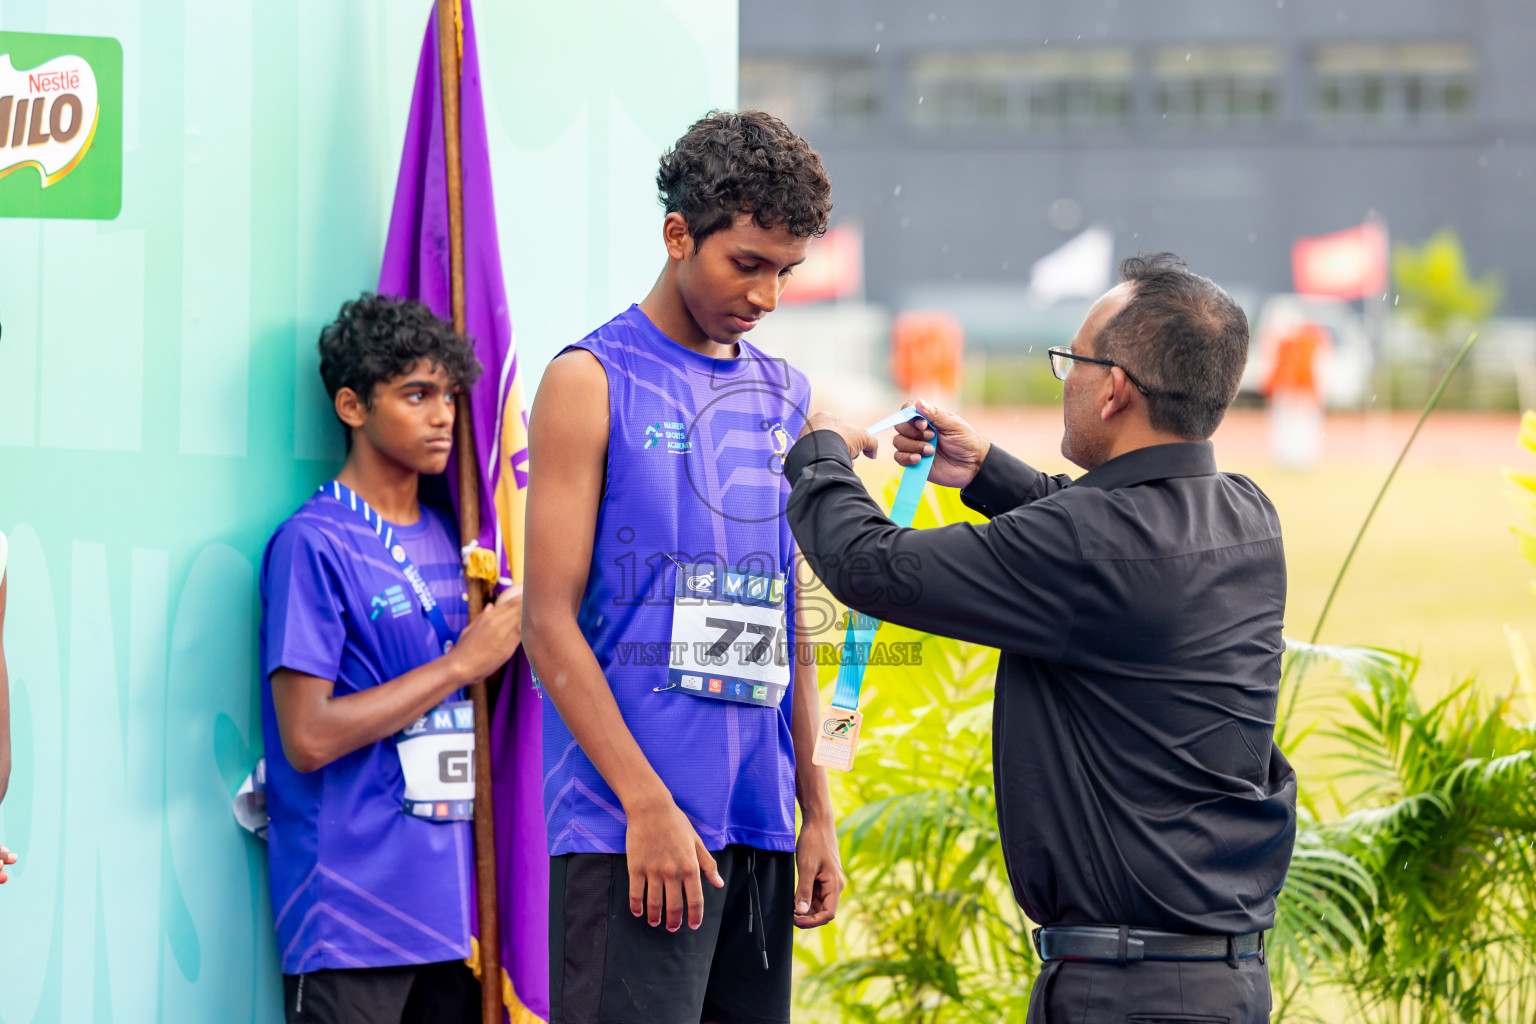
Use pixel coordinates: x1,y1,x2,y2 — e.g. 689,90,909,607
318,292,481,442
657,110,832,252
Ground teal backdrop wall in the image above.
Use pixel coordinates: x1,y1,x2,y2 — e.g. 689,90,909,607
0,2,737,1020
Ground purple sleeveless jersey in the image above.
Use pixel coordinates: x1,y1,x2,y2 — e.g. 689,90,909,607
542,305,812,855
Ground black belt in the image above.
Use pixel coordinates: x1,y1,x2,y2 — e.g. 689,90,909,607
1033,925,1265,966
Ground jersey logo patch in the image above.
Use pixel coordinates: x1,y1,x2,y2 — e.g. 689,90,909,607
644,421,691,453
768,421,790,458
370,584,413,620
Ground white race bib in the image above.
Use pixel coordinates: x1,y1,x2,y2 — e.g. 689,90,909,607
396,700,475,821
660,563,790,707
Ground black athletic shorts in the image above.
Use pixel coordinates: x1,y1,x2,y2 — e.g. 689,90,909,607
282,958,479,1024
549,844,795,1024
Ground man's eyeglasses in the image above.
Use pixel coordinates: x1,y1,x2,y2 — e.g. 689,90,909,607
1047,347,1151,396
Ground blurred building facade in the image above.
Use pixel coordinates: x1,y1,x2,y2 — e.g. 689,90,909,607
739,0,1536,330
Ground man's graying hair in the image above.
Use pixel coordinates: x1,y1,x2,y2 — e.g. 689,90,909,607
1095,253,1250,440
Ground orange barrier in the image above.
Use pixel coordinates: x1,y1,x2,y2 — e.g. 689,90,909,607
891,311,964,402
1264,324,1327,398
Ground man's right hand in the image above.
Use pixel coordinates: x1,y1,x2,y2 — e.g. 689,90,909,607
625,798,724,932
448,584,523,683
891,398,992,489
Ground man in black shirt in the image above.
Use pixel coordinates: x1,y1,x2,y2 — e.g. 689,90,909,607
784,254,1296,1022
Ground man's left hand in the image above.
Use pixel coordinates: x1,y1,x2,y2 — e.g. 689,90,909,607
792,817,844,928
800,412,879,461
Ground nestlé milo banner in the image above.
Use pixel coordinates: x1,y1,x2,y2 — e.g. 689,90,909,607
0,30,121,220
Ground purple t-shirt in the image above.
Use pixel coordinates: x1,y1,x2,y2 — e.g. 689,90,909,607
259,490,472,974
542,306,811,855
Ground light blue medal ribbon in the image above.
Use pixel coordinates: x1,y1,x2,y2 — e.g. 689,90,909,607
324,480,458,655
828,407,933,713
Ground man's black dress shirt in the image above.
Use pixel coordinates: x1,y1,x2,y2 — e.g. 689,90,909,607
785,431,1297,935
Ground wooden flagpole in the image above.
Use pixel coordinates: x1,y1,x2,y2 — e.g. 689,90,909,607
436,2,503,1021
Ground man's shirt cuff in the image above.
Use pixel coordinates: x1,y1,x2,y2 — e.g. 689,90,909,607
960,445,1038,518
785,429,853,485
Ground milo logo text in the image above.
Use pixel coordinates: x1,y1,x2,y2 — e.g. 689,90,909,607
0,53,99,187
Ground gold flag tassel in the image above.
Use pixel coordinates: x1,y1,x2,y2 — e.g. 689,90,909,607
462,540,500,585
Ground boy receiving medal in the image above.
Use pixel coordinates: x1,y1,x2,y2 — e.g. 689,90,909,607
524,111,843,1024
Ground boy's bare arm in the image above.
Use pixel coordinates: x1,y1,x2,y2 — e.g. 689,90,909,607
788,596,843,927
522,349,723,934
270,587,522,773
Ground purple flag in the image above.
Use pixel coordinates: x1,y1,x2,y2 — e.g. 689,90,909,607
378,2,546,1021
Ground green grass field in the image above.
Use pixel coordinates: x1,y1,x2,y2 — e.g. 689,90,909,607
1243,461,1533,696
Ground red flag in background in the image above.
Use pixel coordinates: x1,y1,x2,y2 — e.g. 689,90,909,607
1291,221,1388,301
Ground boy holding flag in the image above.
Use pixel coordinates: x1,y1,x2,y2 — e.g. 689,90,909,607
260,294,523,1024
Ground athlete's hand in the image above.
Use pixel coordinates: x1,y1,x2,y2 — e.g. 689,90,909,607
625,799,724,932
793,816,843,928
449,584,523,682
800,412,879,461
891,398,991,489
0,844,17,884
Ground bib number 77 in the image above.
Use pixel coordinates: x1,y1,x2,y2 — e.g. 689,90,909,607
704,617,777,664
666,563,791,704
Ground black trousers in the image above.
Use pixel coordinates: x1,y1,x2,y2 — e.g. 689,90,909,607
1027,955,1271,1023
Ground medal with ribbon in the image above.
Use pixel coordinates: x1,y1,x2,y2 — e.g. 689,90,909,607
812,407,934,772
